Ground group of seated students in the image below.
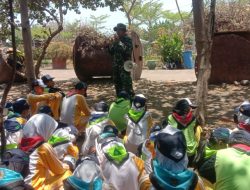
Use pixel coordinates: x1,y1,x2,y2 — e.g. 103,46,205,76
0,74,250,190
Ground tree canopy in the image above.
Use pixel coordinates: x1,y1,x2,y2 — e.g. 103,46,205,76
0,0,123,42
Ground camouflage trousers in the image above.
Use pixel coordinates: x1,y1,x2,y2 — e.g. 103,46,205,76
112,64,133,97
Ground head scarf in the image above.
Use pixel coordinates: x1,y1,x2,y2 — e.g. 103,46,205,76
96,137,128,166
128,103,146,124
155,146,188,174
23,113,58,141
48,126,78,145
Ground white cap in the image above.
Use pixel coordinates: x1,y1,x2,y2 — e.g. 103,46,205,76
184,98,197,108
135,94,146,99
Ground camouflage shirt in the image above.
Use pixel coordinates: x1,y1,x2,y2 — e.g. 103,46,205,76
109,35,133,66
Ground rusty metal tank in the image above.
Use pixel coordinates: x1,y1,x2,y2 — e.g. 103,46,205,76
73,30,143,81
195,31,250,84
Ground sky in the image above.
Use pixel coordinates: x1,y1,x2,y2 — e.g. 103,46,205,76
65,0,192,30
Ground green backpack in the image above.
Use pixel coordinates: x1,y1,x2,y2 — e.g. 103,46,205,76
109,98,131,132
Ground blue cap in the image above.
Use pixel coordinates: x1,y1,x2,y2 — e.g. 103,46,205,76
12,98,29,114
210,127,230,144
38,106,53,116
100,125,118,139
4,119,23,132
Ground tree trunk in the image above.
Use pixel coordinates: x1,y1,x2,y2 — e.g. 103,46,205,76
19,0,35,88
127,12,132,26
1,0,17,159
123,0,137,28
193,0,216,126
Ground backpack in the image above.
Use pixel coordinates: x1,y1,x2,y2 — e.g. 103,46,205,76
1,149,29,178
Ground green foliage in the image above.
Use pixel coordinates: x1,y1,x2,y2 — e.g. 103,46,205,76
41,59,51,65
89,14,109,31
121,0,163,42
162,10,191,25
49,21,81,42
157,32,183,63
33,47,42,60
47,42,72,60
0,0,18,41
27,0,123,26
128,0,163,27
0,0,123,41
31,25,49,40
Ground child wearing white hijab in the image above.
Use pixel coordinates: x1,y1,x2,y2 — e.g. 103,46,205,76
20,114,71,190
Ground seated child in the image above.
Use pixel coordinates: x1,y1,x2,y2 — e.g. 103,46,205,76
124,94,153,154
163,98,202,166
28,80,62,120
95,125,151,190
2,119,29,178
193,127,230,184
150,125,206,190
64,153,102,190
60,82,91,131
108,91,131,134
41,74,63,93
48,125,79,169
137,125,162,174
8,98,30,125
20,113,71,190
81,101,114,156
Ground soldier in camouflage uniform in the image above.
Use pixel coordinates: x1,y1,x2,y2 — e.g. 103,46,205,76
109,23,134,97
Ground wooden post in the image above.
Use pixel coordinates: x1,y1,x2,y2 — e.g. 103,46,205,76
19,0,35,88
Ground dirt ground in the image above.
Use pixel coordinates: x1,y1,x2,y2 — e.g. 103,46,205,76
1,69,249,132
39,68,197,82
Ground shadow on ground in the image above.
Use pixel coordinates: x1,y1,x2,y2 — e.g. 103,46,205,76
2,78,249,130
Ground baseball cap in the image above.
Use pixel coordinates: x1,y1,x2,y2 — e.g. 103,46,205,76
12,98,29,114
209,127,231,145
184,98,197,108
5,102,13,111
229,129,250,146
235,101,250,129
31,79,39,87
234,101,250,115
117,91,130,100
41,74,54,83
75,82,88,90
99,125,118,139
113,23,127,32
4,119,23,132
133,94,146,109
94,101,109,112
173,98,196,115
38,105,53,116
155,125,186,162
239,103,250,117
